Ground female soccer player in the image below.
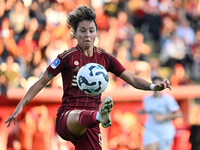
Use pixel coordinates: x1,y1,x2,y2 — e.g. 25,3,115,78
5,5,171,150
138,76,182,150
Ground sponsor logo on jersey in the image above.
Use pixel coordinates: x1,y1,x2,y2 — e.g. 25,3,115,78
51,58,60,69
73,66,80,72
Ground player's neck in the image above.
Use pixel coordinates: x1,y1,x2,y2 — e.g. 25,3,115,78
83,49,93,57
77,44,94,57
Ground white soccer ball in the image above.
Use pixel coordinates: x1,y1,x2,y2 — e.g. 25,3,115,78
77,63,109,96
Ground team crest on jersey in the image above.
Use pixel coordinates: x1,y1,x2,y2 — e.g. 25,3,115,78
51,58,60,69
74,60,79,66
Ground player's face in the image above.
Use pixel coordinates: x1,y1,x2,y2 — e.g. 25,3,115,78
75,20,97,50
153,79,162,94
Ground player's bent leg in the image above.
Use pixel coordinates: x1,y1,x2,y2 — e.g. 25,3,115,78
67,110,87,137
67,110,99,138
99,96,113,128
66,96,113,138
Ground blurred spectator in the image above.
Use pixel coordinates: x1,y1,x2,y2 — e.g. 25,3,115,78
7,105,54,150
141,4,162,49
104,0,119,17
7,121,21,150
0,18,20,61
94,5,109,31
159,16,176,50
114,45,130,87
29,0,51,26
97,17,118,54
38,29,51,51
109,111,143,150
114,10,135,47
52,133,75,150
131,33,151,61
45,38,67,65
128,0,146,30
30,49,47,77
18,32,37,62
158,0,175,15
17,31,38,77
170,63,191,86
186,8,200,32
32,105,54,150
0,0,14,23
149,57,172,80
25,17,40,41
7,109,36,150
175,18,196,46
0,73,8,96
0,1,8,23
45,2,67,28
0,56,22,88
18,110,36,150
9,0,29,42
190,29,200,81
160,34,187,68
172,117,191,150
30,49,43,74
131,60,151,82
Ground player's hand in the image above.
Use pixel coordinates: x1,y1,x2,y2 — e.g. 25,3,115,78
153,114,166,122
5,106,23,128
137,109,146,115
154,79,171,91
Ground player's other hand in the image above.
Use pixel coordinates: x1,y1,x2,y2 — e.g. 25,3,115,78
5,115,17,128
153,114,166,122
154,79,171,91
5,106,22,128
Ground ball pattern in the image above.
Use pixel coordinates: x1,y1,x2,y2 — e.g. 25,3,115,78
77,63,109,96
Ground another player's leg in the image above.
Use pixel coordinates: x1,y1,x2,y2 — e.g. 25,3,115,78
98,96,113,128
144,143,158,150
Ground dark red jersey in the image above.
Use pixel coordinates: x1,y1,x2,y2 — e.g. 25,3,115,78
47,45,125,115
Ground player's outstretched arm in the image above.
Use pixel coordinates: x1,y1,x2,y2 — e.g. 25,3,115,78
119,70,171,91
5,70,54,127
154,110,182,122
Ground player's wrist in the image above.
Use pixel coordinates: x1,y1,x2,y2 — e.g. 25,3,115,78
150,84,155,91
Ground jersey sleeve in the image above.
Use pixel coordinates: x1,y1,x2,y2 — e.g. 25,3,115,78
46,55,65,77
105,53,126,76
165,95,180,112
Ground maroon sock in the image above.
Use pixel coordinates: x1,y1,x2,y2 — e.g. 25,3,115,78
79,110,99,128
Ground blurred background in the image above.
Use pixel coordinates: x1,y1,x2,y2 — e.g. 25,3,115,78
0,0,200,150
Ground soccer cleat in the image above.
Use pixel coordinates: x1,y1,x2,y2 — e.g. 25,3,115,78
99,96,113,128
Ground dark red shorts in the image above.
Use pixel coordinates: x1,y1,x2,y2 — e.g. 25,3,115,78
56,111,102,150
